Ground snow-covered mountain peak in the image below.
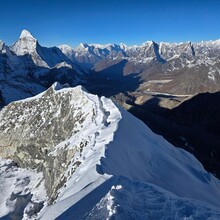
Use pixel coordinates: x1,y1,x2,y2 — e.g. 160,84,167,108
0,40,14,56
78,42,89,49
20,29,36,40
119,43,128,50
0,40,5,51
58,44,73,51
58,44,75,60
11,30,38,56
9,30,77,69
142,40,154,46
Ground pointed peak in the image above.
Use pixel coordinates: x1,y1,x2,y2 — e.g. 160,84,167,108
58,44,73,50
20,29,36,40
78,43,88,48
142,41,155,46
0,40,4,46
0,40,5,50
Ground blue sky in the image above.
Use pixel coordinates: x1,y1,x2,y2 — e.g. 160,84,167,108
0,0,220,47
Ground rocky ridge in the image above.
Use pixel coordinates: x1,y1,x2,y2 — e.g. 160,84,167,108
0,82,120,204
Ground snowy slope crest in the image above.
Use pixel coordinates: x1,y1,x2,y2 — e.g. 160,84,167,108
11,30,38,56
0,83,220,219
80,177,220,220
0,82,121,218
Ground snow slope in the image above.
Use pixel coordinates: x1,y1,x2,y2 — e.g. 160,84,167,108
0,159,46,220
41,101,220,219
1,83,220,219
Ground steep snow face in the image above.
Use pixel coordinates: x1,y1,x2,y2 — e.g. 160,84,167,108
58,45,75,60
1,84,220,219
70,177,220,220
101,106,220,207
0,40,5,51
10,30,76,69
11,30,38,56
20,29,36,39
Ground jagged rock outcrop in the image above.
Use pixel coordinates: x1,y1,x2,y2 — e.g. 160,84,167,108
0,82,101,202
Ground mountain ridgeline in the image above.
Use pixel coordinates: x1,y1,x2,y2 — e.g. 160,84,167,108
1,30,220,219
1,29,220,106
1,29,220,176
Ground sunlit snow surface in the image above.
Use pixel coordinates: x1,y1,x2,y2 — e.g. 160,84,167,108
1,84,220,219
0,159,46,219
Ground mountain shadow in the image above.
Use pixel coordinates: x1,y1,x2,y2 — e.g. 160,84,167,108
84,59,142,97
168,92,220,136
128,93,220,178
38,66,79,87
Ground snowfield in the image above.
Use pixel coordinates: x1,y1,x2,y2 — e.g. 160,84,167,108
0,159,46,220
0,83,220,219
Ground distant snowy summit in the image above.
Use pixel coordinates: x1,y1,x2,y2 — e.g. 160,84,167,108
59,37,220,65
1,83,220,219
1,29,220,105
0,30,84,106
1,29,220,66
3,28,220,68
19,29,36,39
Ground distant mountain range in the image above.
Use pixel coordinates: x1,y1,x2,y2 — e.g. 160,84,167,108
60,37,220,95
1,30,220,177
1,29,220,106
1,29,220,219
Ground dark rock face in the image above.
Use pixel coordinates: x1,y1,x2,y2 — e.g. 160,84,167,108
0,84,95,202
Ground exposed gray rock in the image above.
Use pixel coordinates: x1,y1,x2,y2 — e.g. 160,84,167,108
0,83,96,202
